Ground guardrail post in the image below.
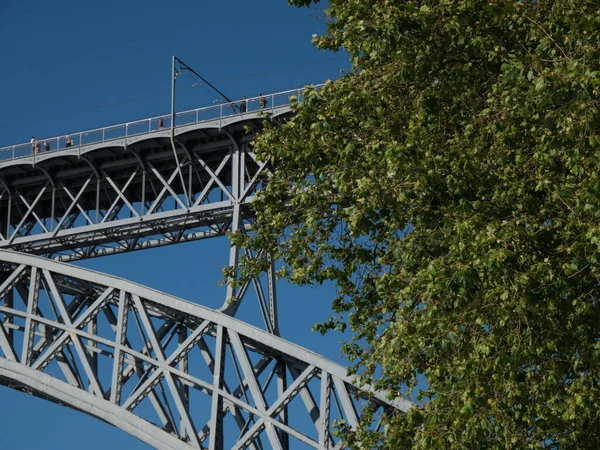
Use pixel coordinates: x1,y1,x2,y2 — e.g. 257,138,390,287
102,129,105,142
12,146,15,160
196,109,199,124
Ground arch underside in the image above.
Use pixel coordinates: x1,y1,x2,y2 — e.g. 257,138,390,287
0,251,411,449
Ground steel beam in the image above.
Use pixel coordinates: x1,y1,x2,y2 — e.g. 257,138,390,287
0,251,410,450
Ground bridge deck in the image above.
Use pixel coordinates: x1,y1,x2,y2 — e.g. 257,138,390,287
0,110,281,224
0,86,303,259
0,88,304,163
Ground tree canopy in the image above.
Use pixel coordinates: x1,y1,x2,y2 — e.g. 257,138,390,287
232,1,600,447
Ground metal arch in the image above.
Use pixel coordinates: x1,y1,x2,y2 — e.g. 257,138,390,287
174,138,192,163
29,164,55,188
126,146,147,171
0,359,190,450
79,154,101,179
222,130,240,155
0,250,412,450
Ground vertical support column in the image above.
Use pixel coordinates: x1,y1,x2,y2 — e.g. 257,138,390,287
319,373,331,448
22,267,40,366
6,195,11,239
268,256,279,336
88,315,98,373
231,141,240,217
239,143,246,195
170,56,189,206
50,185,56,231
95,178,101,223
209,325,225,450
171,56,176,140
188,163,193,205
141,169,146,216
178,325,189,440
110,290,128,405
225,141,241,304
221,138,281,332
277,361,289,450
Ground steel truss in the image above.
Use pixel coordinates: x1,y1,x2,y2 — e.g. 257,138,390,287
0,116,271,262
0,251,411,449
0,90,413,448
0,114,288,333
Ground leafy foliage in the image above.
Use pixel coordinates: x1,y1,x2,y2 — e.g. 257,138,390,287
232,1,600,447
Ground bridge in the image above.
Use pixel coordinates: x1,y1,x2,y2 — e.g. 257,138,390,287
0,88,306,261
0,86,412,449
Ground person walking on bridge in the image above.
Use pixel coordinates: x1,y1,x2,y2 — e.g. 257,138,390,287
259,93,267,110
240,96,247,113
43,140,50,152
30,136,35,154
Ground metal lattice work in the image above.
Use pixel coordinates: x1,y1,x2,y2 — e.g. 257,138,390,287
0,251,412,449
0,110,287,330
0,110,278,262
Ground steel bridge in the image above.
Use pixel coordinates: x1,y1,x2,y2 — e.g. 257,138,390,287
0,87,411,449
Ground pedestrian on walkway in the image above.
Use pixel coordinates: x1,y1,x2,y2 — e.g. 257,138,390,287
43,140,50,152
30,136,35,153
35,140,41,153
240,96,247,113
65,134,73,147
158,118,164,129
259,93,267,110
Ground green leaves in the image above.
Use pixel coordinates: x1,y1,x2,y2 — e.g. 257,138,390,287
236,0,600,448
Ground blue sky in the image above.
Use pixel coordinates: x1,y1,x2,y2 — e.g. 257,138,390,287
0,1,352,448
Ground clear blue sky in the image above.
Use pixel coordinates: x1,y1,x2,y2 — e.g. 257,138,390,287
0,1,350,448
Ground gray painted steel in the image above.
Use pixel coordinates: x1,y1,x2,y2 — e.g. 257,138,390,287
0,84,412,448
0,111,278,262
0,93,293,330
0,250,412,449
0,86,308,326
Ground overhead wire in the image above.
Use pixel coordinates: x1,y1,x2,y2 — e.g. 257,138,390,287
0,55,348,131
182,70,217,102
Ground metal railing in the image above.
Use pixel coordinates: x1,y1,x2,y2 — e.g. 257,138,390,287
0,86,320,162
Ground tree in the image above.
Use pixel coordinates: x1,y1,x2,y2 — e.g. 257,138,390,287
231,1,600,447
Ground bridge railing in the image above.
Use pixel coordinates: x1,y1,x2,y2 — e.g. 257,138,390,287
0,85,319,162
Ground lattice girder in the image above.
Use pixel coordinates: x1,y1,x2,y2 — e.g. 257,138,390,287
0,116,270,262
0,251,411,450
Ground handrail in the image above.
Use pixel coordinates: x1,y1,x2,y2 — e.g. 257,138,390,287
0,85,322,163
